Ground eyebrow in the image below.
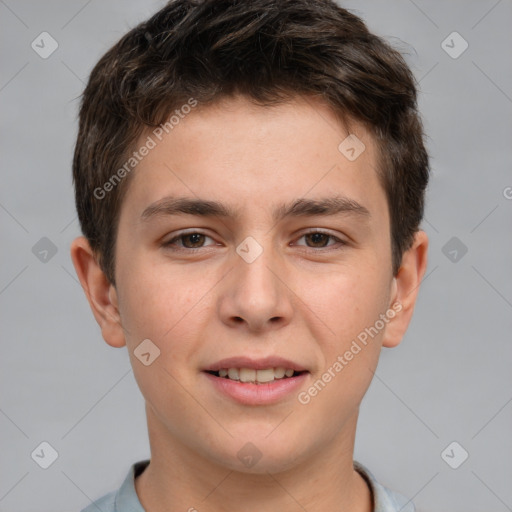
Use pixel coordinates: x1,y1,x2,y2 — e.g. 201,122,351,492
140,195,371,223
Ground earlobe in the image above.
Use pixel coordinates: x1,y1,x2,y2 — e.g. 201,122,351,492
381,230,429,348
70,236,126,348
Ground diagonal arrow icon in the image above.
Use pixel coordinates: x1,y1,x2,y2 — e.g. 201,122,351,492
442,236,467,263
338,134,365,161
236,236,263,263
31,441,58,468
237,441,263,467
134,339,161,366
31,32,59,59
32,237,58,262
441,31,468,59
441,441,469,469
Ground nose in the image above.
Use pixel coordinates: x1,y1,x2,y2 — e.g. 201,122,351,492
217,241,294,333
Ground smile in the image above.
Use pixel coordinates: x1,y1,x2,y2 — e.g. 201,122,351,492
206,367,305,384
203,369,309,405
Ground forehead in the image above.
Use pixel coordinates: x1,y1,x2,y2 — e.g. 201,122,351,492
119,94,387,226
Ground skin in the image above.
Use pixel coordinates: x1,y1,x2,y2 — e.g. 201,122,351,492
71,94,428,512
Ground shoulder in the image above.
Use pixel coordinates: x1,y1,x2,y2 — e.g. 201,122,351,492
79,459,150,512
354,461,415,512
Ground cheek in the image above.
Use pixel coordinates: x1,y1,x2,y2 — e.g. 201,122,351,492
299,263,390,347
295,269,388,424
117,254,213,340
119,264,210,403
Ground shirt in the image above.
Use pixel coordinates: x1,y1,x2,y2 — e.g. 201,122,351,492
80,459,415,512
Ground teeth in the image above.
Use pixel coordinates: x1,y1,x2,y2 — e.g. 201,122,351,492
239,368,256,383
227,368,239,380
256,368,275,383
274,367,286,378
214,367,300,383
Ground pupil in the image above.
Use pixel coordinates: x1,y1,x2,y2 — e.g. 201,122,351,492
308,233,328,247
185,233,203,248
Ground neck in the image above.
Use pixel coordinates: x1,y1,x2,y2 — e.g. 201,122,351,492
135,405,372,512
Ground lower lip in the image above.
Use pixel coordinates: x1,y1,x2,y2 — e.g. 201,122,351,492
203,372,309,405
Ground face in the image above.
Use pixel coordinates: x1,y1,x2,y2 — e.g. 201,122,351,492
108,95,401,472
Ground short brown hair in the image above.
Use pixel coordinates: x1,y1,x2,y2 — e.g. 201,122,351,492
73,0,429,285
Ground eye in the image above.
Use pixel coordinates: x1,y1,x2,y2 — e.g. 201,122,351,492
163,231,216,251
162,229,346,252
294,230,346,249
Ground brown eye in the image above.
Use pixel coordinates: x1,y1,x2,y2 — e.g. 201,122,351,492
295,230,345,249
180,233,206,248
163,232,215,251
304,232,331,248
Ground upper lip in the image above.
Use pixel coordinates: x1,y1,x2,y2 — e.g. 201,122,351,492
203,356,308,372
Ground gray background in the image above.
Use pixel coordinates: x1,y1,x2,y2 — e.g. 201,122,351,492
1,1,511,511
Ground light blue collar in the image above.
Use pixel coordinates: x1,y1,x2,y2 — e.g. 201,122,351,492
110,459,415,512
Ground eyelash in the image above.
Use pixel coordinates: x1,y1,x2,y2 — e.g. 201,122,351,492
162,230,346,252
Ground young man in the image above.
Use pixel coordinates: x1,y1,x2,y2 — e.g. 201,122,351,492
71,0,429,510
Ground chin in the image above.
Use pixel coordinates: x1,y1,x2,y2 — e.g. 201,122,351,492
210,427,310,475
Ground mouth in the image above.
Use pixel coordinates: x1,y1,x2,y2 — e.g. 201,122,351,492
202,356,310,405
204,367,308,384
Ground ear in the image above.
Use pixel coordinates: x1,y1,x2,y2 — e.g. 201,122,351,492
70,236,126,348
381,230,429,348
